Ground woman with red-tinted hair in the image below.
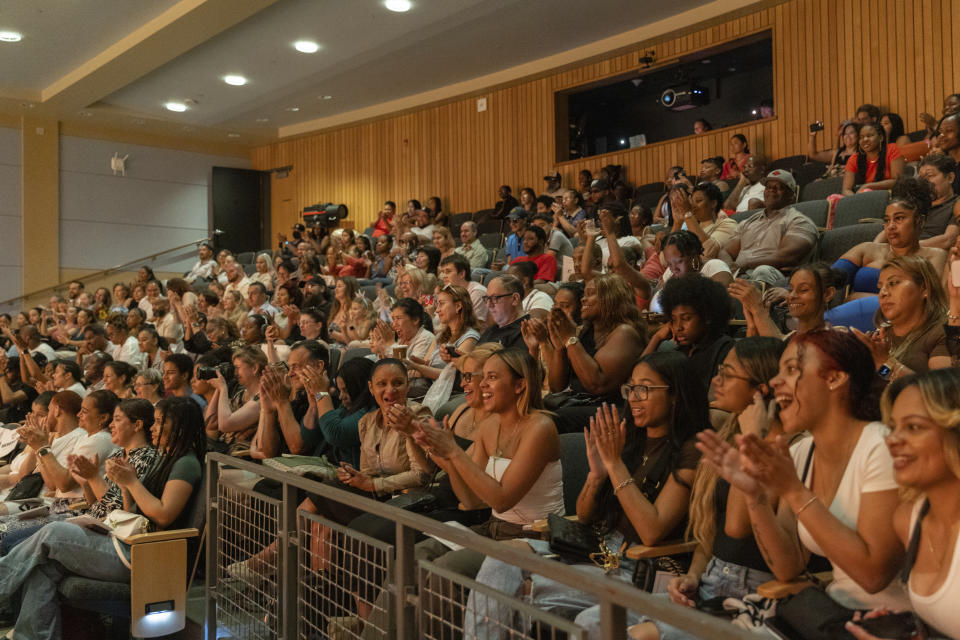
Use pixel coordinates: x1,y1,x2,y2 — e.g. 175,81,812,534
699,330,909,612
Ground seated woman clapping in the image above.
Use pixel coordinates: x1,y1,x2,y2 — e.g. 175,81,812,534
699,330,909,612
846,368,960,640
852,255,951,376
0,395,205,637
466,351,708,640
532,273,646,434
731,263,840,339
635,338,785,640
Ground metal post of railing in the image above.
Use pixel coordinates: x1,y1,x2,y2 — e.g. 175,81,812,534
279,479,299,640
394,522,418,640
204,458,220,640
600,600,627,640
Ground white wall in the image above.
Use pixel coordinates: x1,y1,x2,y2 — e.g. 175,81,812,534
59,137,250,274
0,127,22,314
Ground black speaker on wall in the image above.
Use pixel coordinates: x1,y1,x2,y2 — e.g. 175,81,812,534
212,167,271,254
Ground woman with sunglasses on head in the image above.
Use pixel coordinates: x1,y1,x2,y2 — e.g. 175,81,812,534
845,368,960,640
699,330,909,615
466,351,708,640
407,285,480,382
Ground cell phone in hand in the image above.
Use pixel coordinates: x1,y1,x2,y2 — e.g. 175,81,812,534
809,121,825,133
855,612,917,640
445,345,459,358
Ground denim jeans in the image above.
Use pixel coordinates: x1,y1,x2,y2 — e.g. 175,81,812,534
0,521,130,640
623,556,775,640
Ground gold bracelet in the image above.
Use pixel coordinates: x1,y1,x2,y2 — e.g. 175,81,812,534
795,495,818,516
613,477,635,494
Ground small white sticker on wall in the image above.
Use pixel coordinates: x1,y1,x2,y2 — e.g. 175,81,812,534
477,97,487,112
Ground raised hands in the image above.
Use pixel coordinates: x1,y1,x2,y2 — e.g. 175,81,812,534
736,433,802,497
385,403,416,437
521,317,549,352
589,403,626,471
259,366,291,406
299,364,330,398
413,417,459,460
694,430,760,497
105,455,138,488
850,326,890,369
68,453,99,480
546,307,577,348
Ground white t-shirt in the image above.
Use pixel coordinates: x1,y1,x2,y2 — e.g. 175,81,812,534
60,429,119,499
467,281,489,323
47,427,87,499
596,235,644,263
523,289,554,314
112,335,144,369
29,343,58,363
64,381,87,398
791,424,910,611
735,182,766,212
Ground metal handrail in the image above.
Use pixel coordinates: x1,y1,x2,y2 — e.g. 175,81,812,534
1,235,213,308
205,453,758,640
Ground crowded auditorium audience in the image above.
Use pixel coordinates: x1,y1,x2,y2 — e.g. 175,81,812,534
4,92,960,640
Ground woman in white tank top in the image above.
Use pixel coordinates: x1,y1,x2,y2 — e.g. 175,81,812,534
847,368,960,640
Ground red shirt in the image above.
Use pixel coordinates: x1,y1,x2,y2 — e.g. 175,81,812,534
511,253,557,281
845,143,902,183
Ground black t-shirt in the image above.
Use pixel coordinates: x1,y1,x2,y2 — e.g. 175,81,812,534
477,315,526,350
920,194,959,240
0,380,37,424
712,478,771,572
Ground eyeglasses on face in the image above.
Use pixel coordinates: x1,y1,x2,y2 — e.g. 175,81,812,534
482,293,514,305
460,371,483,383
620,383,670,401
714,365,754,384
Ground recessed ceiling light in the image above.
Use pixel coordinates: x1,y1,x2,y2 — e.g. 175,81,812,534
256,117,270,123
285,107,300,112
0,31,23,43
165,101,188,112
320,95,333,100
385,0,412,12
223,74,248,86
293,40,319,53
227,133,241,138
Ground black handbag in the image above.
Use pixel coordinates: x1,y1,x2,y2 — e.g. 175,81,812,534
384,491,437,513
7,472,45,501
546,513,600,564
767,587,856,640
631,554,689,592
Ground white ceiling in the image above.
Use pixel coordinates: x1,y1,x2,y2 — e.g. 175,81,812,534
0,0,718,145
0,0,182,92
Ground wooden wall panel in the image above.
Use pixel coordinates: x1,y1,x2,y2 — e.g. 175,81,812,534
251,0,959,233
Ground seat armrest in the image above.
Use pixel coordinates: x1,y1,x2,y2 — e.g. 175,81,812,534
625,540,697,559
756,572,833,599
530,514,578,534
121,528,199,545
858,217,883,224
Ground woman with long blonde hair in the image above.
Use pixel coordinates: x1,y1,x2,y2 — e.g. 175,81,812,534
660,338,785,635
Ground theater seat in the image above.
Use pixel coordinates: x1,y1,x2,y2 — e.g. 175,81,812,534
60,476,206,638
731,208,761,223
800,176,843,202
818,223,884,264
558,433,588,516
832,190,888,228
769,154,806,174
794,161,827,189
447,212,472,230
793,199,829,229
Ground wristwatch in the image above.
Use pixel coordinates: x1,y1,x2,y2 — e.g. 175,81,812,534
37,447,51,457
565,336,579,349
314,391,330,402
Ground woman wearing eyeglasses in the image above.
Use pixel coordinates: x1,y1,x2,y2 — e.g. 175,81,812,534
405,285,480,382
466,351,708,639
630,338,784,640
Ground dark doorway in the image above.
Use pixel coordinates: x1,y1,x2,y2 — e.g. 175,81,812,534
212,167,271,254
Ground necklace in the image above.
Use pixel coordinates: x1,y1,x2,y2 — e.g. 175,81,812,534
494,417,520,458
